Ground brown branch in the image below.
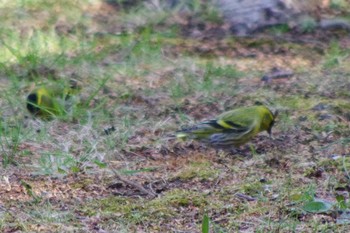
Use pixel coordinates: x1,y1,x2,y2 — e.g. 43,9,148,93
235,193,257,201
261,69,294,82
110,168,157,198
319,18,350,31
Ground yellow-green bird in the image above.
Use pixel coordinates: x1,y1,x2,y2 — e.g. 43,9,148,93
26,81,79,119
176,105,277,148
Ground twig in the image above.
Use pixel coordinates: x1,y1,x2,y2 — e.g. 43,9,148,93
110,168,157,198
239,34,327,48
319,18,350,31
235,193,256,201
148,179,167,195
261,70,294,82
117,40,140,63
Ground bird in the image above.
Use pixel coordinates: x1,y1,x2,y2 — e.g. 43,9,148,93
176,105,277,148
26,81,79,119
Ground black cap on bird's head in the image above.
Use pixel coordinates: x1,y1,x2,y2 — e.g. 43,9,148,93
27,93,40,115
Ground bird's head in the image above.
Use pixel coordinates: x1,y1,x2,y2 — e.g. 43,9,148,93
26,93,40,115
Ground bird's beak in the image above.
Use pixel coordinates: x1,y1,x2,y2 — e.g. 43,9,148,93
267,122,274,139
268,127,272,138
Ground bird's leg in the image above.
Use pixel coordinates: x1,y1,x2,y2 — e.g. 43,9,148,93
229,148,240,155
248,144,257,156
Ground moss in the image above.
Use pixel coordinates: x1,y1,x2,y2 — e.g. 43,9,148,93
150,189,209,208
70,178,94,189
278,96,315,110
81,196,133,217
174,161,220,181
240,181,265,197
80,189,210,226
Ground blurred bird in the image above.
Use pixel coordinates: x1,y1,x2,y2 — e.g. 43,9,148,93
176,105,277,148
26,80,79,119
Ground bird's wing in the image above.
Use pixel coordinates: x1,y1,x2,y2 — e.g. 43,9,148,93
177,116,252,139
213,119,251,133
209,120,258,147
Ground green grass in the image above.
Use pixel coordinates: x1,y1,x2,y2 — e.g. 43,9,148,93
0,122,22,167
323,40,350,69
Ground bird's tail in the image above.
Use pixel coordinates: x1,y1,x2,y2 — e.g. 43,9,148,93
176,131,189,140
175,122,217,141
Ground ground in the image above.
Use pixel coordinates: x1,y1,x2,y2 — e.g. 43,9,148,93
0,1,350,232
